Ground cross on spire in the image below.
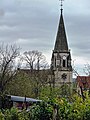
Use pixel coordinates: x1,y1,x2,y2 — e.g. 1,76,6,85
59,0,64,13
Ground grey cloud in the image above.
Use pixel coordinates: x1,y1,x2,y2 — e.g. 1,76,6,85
0,9,5,16
0,0,90,69
63,13,90,60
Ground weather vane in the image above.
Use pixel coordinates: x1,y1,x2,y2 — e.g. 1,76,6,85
59,0,64,12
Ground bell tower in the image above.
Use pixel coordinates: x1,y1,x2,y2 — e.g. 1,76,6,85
51,0,72,85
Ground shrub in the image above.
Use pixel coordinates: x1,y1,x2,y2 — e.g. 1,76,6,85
1,95,90,120
29,102,53,120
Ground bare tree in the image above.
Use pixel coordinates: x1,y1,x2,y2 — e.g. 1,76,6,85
22,50,38,70
22,50,49,97
22,50,49,70
0,44,20,94
83,63,90,76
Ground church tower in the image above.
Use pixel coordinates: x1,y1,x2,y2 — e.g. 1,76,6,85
51,1,72,86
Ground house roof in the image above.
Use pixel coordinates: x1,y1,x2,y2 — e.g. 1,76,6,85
7,95,42,102
77,76,90,89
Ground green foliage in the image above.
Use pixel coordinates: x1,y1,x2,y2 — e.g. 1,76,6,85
29,102,53,120
5,72,35,97
0,110,4,120
6,69,49,98
0,102,53,120
1,95,90,119
1,107,29,120
53,94,90,120
40,84,72,101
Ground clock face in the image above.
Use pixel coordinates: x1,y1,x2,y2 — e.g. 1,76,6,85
63,56,66,60
62,73,67,80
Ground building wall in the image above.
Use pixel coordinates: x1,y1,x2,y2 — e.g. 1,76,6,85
54,70,72,86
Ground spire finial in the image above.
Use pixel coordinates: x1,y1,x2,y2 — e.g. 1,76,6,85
59,0,64,14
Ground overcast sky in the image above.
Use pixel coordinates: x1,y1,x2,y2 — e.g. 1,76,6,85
0,0,90,75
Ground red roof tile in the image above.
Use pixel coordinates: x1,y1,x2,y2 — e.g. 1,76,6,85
77,76,90,89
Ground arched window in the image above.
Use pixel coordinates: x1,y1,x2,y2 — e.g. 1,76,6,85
55,57,56,67
63,60,65,67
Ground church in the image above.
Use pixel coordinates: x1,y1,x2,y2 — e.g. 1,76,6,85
18,1,73,88
51,1,73,86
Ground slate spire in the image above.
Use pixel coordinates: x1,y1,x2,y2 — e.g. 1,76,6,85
54,8,68,52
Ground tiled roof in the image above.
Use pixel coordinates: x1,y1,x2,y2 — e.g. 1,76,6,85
17,68,51,75
77,76,90,89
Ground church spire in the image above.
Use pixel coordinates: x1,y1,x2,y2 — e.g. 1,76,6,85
54,0,68,52
51,1,72,86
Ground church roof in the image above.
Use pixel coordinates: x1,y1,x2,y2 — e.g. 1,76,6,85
54,10,68,52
